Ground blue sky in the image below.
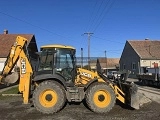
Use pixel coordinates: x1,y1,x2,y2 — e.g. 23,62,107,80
0,0,160,58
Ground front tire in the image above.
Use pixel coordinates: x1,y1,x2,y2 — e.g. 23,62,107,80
85,82,116,113
33,80,66,114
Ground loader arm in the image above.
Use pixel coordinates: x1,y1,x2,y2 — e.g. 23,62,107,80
0,36,33,104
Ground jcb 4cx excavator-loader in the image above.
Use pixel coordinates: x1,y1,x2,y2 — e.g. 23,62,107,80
0,36,139,114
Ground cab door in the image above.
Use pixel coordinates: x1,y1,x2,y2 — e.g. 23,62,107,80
55,49,75,85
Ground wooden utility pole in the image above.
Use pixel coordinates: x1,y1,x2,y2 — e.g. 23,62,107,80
81,48,83,68
84,32,93,70
105,50,107,74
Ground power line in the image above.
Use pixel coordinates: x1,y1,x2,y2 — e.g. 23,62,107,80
85,0,98,32
93,0,116,32
92,35,125,44
91,0,111,32
0,10,89,47
85,0,115,32
87,0,104,32
0,11,66,37
0,10,86,46
81,1,99,49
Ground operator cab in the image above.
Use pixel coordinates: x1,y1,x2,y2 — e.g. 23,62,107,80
36,44,76,85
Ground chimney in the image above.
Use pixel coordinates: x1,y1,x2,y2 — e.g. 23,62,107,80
3,29,8,34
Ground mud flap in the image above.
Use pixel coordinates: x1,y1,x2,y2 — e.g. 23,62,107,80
122,82,140,109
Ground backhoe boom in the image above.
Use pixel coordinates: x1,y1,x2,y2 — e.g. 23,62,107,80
0,36,33,103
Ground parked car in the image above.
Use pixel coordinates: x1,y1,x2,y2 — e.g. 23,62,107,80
107,71,120,80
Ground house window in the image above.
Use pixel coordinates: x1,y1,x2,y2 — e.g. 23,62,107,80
123,64,125,69
132,62,136,70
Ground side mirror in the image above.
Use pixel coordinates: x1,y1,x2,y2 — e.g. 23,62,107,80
35,52,41,56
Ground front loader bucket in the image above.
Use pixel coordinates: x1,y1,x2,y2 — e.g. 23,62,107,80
122,82,140,109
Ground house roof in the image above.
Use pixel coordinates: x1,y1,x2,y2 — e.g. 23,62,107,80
128,40,160,59
0,34,35,57
90,58,120,69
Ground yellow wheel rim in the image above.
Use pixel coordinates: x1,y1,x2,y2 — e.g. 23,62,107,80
93,89,111,108
39,89,58,108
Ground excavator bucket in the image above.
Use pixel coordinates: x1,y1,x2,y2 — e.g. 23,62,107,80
0,72,19,85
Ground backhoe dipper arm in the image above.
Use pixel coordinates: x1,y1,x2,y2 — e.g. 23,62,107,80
0,36,28,83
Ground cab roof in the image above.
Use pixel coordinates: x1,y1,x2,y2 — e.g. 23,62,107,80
41,44,75,49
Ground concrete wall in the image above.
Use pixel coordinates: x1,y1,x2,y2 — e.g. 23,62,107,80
140,60,160,67
120,41,140,78
139,59,160,75
0,58,6,71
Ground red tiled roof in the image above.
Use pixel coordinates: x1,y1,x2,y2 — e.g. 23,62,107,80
128,40,160,59
90,58,119,68
0,34,34,57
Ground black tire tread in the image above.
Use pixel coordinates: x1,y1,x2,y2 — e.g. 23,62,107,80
32,80,66,114
85,82,116,113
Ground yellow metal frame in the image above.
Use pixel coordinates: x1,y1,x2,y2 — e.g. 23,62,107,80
75,68,125,104
0,36,33,104
109,84,125,103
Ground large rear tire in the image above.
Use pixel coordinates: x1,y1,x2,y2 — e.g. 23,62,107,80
85,82,116,113
33,80,66,114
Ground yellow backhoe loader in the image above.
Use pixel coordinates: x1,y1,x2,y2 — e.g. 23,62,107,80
0,36,139,114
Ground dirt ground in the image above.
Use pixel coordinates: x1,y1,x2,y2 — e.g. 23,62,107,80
0,96,160,120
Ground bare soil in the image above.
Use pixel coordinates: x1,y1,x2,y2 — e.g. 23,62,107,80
0,96,160,120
